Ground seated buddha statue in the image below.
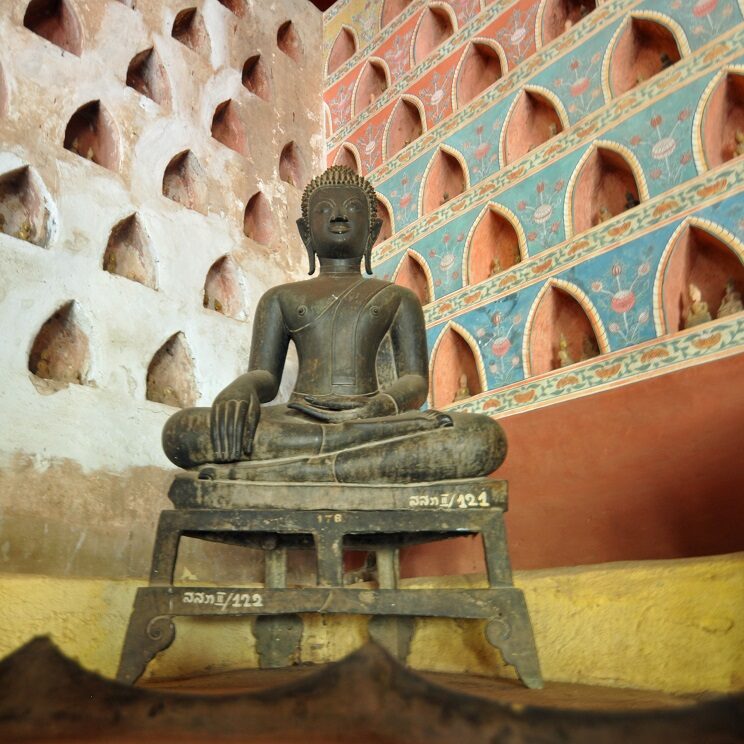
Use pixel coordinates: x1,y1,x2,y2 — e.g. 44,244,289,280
162,166,506,483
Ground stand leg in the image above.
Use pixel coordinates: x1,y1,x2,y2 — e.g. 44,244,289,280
368,616,414,663
254,615,304,669
148,514,182,585
484,590,543,689
116,591,176,684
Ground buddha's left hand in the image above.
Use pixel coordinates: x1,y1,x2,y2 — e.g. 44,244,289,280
288,393,396,422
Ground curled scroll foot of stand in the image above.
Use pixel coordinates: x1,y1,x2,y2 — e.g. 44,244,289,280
117,613,176,684
484,607,543,690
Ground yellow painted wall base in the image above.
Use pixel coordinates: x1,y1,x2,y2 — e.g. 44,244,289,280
1,552,742,694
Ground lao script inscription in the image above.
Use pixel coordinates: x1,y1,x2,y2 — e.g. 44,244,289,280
181,590,264,611
408,491,491,508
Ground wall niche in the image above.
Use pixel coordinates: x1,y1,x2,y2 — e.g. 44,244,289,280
126,47,171,108
162,150,207,212
333,144,361,173
146,332,198,408
382,0,413,28
386,97,424,159
354,59,389,115
328,26,357,74
609,17,682,97
413,5,455,66
23,0,82,56
570,146,643,236
375,197,393,245
211,100,248,156
394,251,431,306
431,325,482,407
217,0,245,16
242,55,271,102
171,8,210,57
203,256,244,319
243,191,274,245
279,141,305,188
103,214,157,289
700,71,744,169
466,206,522,284
0,166,50,247
661,223,744,333
541,0,597,45
277,21,302,64
528,284,601,375
503,89,564,164
456,41,504,109
422,147,467,215
63,101,119,171
28,301,90,386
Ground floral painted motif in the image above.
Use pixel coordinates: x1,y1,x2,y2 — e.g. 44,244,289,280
665,0,741,46
587,253,655,347
460,119,502,181
386,170,424,226
416,67,457,126
351,0,379,46
491,4,539,62
382,30,413,78
473,301,525,387
551,51,604,122
354,119,387,174
514,177,567,253
326,82,354,129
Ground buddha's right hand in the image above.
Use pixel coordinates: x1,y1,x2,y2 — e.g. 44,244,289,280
210,389,260,462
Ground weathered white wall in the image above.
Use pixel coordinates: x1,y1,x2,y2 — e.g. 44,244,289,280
0,0,323,578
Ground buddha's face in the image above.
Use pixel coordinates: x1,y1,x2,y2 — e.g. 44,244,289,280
308,185,370,260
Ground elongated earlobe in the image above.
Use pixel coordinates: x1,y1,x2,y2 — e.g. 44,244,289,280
296,217,316,275
365,217,383,275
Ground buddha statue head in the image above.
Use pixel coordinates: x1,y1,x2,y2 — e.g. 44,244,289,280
297,165,383,275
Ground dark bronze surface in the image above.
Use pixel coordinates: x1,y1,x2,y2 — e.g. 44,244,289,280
161,166,506,483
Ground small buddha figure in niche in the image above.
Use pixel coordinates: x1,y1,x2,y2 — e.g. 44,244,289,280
453,373,471,402
734,130,744,158
717,280,743,318
597,205,612,224
548,122,558,138
16,219,33,242
660,53,674,70
489,256,503,277
581,334,599,361
625,191,639,210
683,283,712,328
162,166,506,483
557,334,574,368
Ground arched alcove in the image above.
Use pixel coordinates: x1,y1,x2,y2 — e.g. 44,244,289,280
211,100,247,156
279,141,305,188
609,17,682,97
422,147,467,215
466,206,523,284
353,59,389,115
456,41,504,109
503,89,564,164
0,165,51,247
126,47,171,108
382,0,412,27
660,224,744,333
700,71,744,169
277,21,302,64
570,146,643,236
244,191,274,245
528,285,601,375
333,144,360,173
63,101,119,171
413,5,455,66
394,252,431,306
375,197,393,245
28,301,90,385
328,26,357,74
171,8,210,57
23,0,82,56
242,55,271,102
162,150,206,212
541,0,597,45
386,97,424,159
103,214,157,289
217,0,244,16
146,332,198,408
431,325,483,407
203,256,244,319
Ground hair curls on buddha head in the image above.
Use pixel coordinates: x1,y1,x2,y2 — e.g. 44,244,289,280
298,165,382,275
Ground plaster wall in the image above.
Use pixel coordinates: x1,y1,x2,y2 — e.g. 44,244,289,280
0,0,323,579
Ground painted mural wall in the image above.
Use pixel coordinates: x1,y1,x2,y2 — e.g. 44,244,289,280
323,0,744,568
